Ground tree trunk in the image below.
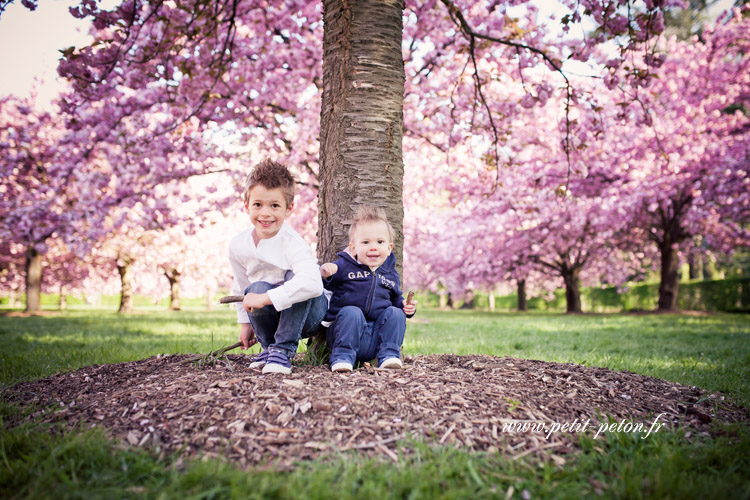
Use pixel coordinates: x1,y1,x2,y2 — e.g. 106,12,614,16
164,268,181,311
205,284,215,312
59,285,67,311
25,245,42,312
561,267,582,314
658,242,680,311
318,0,405,269
517,279,527,312
459,288,475,309
117,256,134,313
438,289,448,308
703,255,715,280
688,252,702,280
488,290,495,312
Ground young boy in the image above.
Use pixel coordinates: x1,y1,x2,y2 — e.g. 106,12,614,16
228,159,327,375
320,205,417,372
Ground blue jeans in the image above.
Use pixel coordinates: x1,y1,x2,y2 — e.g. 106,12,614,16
327,306,405,366
244,281,327,360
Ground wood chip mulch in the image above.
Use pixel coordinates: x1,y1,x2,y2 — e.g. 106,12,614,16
4,354,748,469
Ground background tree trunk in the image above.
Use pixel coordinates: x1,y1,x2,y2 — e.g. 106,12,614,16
318,0,405,270
205,284,215,312
688,252,702,280
488,290,495,311
25,245,42,312
703,256,716,280
459,288,475,309
8,291,19,308
438,289,448,309
517,279,527,312
58,285,67,311
658,242,681,310
562,268,582,314
164,268,181,311
117,256,134,313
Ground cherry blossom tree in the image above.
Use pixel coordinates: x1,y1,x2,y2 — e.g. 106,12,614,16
6,0,683,260
404,6,749,313
3,0,707,315
600,8,750,310
0,95,74,311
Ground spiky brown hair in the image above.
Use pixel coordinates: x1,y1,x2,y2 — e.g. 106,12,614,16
242,159,296,207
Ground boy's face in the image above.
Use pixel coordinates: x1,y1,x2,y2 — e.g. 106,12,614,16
349,220,393,268
244,185,293,241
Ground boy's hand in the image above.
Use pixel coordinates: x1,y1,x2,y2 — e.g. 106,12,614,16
403,300,418,316
243,292,272,312
238,323,257,350
320,262,338,278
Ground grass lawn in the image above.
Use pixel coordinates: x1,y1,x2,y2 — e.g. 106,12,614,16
1,307,749,499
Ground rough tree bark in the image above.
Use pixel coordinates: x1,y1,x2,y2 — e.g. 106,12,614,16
517,279,527,312
318,0,405,269
117,256,134,313
164,268,181,311
25,245,42,312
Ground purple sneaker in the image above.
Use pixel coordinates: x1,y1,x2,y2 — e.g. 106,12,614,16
249,349,269,369
262,351,292,374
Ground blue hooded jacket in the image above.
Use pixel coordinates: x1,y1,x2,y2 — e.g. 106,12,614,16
323,250,413,323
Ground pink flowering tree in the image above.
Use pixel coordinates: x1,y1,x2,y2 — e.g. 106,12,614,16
404,7,750,313
2,0,699,316
0,83,234,311
600,9,750,310
5,0,684,261
0,96,75,311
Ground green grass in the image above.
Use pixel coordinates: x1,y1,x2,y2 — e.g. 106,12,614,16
0,310,253,390
1,308,749,499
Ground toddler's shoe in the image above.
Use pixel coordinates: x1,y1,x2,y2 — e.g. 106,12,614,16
249,349,269,369
262,351,292,374
380,357,402,370
331,361,353,372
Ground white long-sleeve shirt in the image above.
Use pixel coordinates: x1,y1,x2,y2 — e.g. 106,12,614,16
228,223,323,323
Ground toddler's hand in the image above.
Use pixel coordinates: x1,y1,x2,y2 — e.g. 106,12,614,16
238,323,256,350
403,300,417,316
320,262,338,278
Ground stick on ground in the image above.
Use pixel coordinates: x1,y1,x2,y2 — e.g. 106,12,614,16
177,341,252,365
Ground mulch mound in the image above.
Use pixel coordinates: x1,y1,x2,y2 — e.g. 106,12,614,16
5,354,748,469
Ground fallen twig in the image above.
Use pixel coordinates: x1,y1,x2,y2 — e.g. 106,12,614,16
177,341,251,365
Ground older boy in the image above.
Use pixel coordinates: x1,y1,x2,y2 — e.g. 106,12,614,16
320,205,417,372
228,159,327,375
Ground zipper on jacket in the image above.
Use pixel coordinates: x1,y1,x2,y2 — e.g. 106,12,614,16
364,271,377,317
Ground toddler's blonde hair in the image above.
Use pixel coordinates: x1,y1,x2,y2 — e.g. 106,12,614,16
348,205,395,243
